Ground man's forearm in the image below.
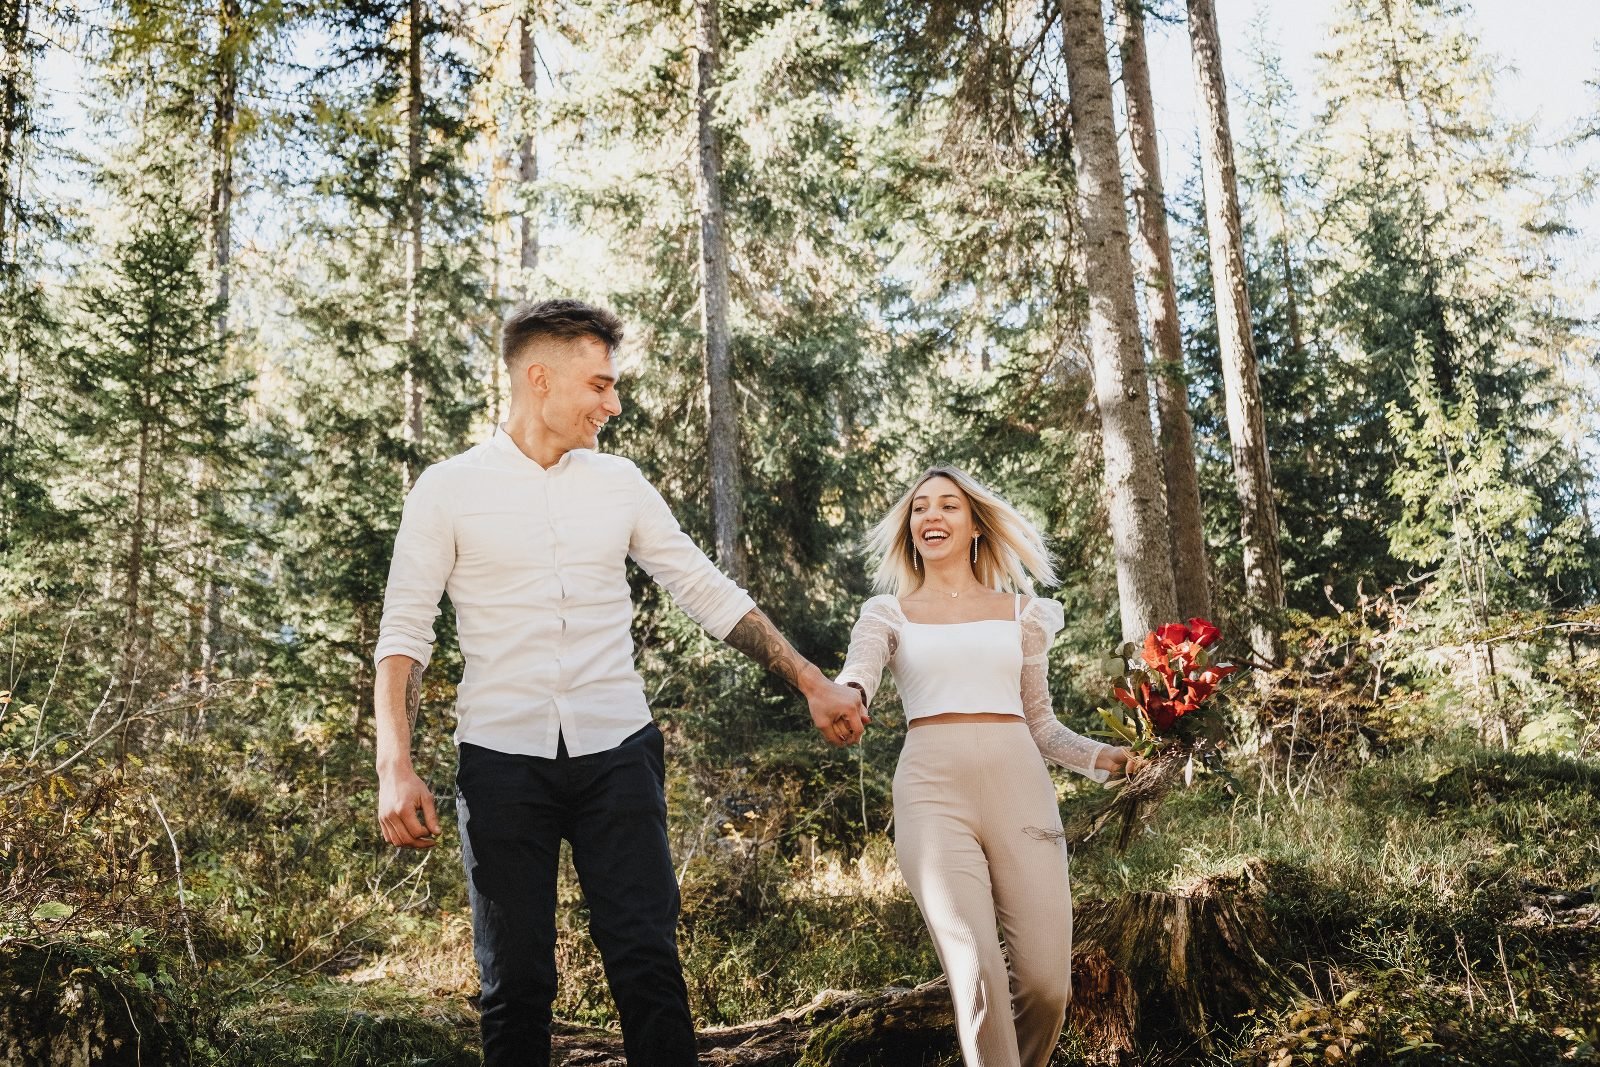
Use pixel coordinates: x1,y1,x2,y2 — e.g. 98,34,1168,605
723,607,822,694
375,654,424,773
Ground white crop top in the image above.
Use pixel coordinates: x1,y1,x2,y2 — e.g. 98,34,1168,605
837,593,1110,782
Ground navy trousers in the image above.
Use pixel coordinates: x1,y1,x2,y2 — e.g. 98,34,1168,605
456,723,698,1066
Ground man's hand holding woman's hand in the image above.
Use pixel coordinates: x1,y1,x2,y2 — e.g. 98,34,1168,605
802,667,870,747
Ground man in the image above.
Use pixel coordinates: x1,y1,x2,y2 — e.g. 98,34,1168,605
373,298,868,1067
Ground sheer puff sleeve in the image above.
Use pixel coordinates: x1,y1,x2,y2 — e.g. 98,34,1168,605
1020,597,1111,782
836,595,901,710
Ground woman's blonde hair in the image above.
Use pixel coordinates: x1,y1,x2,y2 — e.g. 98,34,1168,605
865,466,1058,596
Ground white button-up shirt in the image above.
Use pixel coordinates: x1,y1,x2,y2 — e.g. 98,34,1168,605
374,429,756,758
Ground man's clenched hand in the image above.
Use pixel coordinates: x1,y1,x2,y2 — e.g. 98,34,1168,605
378,766,441,849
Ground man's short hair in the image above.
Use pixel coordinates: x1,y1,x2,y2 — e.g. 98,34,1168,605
502,299,625,368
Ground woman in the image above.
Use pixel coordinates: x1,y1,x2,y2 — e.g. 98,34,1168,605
837,466,1135,1067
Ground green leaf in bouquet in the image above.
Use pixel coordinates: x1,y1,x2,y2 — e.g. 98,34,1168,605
1184,755,1195,787
1097,708,1139,743
1120,641,1137,660
1098,653,1126,678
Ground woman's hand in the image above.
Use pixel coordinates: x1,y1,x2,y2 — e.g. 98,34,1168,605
1097,746,1147,779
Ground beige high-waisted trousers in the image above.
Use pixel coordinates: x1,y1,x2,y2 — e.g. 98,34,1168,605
894,721,1074,1067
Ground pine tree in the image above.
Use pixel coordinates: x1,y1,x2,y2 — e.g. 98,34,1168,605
0,0,64,569
1231,23,1329,605
1312,0,1599,598
528,0,920,742
58,154,245,707
266,0,489,728
0,0,37,250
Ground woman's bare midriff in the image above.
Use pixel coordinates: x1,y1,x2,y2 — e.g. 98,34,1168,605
908,712,1023,728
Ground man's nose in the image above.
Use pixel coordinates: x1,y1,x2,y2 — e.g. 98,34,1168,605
603,390,623,417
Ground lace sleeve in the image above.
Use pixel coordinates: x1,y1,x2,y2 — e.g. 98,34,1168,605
1020,597,1110,782
836,596,900,709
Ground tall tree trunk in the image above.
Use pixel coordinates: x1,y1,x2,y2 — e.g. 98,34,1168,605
200,0,240,692
1115,0,1213,624
121,414,153,697
402,0,425,489
1273,212,1304,360
1186,0,1285,665
517,4,538,278
488,179,504,429
0,0,26,251
209,0,237,337
691,0,743,583
0,0,22,542
1058,0,1178,641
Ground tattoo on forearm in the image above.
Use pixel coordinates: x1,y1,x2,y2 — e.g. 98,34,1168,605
725,609,804,690
405,662,424,727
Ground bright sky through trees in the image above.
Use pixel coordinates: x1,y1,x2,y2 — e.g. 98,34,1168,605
1146,0,1600,313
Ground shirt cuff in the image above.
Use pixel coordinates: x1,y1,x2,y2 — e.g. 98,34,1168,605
700,591,758,642
1082,741,1112,783
834,670,874,703
373,636,433,670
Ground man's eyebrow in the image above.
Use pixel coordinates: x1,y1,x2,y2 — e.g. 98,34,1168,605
590,371,618,384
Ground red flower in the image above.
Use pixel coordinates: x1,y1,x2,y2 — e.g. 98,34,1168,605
1155,621,1192,648
1146,698,1178,732
1109,619,1237,741
1140,631,1168,670
1186,617,1221,648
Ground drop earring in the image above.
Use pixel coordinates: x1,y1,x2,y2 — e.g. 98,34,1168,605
911,538,920,571
971,534,980,564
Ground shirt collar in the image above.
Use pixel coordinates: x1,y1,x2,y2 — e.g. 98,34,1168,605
487,424,591,473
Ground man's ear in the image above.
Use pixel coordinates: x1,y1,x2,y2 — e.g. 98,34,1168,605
524,359,550,395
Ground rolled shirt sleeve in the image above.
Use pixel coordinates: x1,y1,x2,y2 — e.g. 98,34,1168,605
627,471,755,640
374,467,454,669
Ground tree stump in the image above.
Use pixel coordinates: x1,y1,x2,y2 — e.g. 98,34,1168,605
1067,946,1137,1066
1073,859,1294,1051
0,943,192,1066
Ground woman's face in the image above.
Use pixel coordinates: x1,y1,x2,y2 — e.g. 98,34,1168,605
908,475,977,566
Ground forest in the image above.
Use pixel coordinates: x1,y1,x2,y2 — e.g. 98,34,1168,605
2,0,1598,1062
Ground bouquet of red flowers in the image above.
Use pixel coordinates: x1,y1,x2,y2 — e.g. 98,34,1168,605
1072,618,1243,851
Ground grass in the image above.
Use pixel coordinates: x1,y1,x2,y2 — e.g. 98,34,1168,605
1063,740,1600,1065
6,713,1597,1064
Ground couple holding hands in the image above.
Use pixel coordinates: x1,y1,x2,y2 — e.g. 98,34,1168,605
374,299,1138,1067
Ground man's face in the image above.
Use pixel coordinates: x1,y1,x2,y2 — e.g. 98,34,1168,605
535,337,623,454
